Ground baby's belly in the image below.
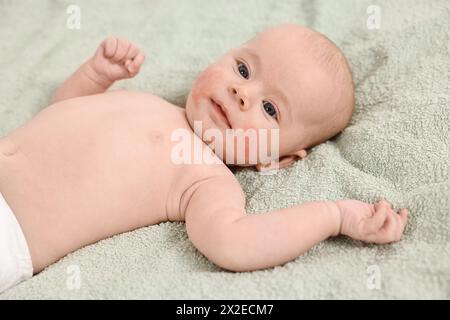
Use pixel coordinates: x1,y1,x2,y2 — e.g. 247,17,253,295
0,95,176,272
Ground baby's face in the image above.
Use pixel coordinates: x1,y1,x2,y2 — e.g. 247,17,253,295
185,25,350,169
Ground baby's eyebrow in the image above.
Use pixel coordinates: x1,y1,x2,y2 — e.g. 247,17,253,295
241,47,261,69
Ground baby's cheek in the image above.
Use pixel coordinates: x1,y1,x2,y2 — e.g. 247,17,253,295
194,66,227,96
232,126,258,160
247,127,281,162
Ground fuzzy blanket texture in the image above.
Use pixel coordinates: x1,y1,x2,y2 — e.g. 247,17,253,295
0,0,449,299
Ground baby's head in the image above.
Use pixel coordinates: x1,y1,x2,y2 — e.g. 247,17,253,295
185,24,354,170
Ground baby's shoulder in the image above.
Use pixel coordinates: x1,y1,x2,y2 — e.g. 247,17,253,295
94,89,185,122
181,171,246,220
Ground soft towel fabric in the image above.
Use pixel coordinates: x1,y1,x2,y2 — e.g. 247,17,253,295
0,193,33,293
0,0,449,299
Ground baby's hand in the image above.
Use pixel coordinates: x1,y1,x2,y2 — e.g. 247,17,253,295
335,199,408,244
89,37,145,83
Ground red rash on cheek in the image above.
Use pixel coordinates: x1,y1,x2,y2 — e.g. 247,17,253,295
191,66,227,101
199,67,220,82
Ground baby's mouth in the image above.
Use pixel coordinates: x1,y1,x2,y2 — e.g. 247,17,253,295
210,98,232,129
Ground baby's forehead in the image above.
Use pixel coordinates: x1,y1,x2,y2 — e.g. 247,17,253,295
236,40,313,83
238,26,342,85
240,30,324,67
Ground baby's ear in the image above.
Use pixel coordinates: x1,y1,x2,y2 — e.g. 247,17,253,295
292,149,307,160
255,149,307,171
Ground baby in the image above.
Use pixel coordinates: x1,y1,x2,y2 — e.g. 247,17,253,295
0,24,408,293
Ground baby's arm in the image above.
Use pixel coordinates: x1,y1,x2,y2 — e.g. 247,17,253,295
51,37,145,103
184,175,408,272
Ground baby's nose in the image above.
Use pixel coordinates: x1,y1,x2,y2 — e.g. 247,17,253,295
229,85,249,111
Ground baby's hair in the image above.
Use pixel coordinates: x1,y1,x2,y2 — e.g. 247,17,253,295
302,30,355,148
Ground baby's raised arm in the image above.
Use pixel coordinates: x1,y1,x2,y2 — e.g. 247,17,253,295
51,37,145,103
184,175,408,272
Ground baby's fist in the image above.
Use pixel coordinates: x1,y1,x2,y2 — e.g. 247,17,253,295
90,37,145,82
336,199,408,244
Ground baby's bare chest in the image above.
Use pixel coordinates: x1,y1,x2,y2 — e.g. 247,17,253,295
1,91,219,228
6,92,180,191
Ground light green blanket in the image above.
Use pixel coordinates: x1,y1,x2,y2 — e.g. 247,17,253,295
1,0,449,299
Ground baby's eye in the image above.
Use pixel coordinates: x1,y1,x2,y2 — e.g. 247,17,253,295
237,62,249,79
263,101,278,120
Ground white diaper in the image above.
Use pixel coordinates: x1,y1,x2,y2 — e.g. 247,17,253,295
0,192,33,293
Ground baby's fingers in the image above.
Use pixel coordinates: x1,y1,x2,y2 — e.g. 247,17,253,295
360,201,388,235
101,37,118,58
124,44,140,64
368,207,408,244
395,208,408,240
383,208,408,242
112,38,131,63
127,52,145,75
